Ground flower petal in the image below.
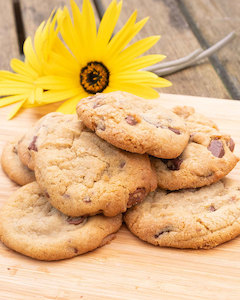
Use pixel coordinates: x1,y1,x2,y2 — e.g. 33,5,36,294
116,55,166,72
11,59,38,78
0,82,32,95
56,95,84,114
0,70,32,83
23,37,42,74
114,36,160,65
111,70,158,81
40,88,83,103
107,82,160,99
0,95,24,108
107,13,148,57
82,0,97,48
96,0,122,49
8,99,26,120
36,76,79,90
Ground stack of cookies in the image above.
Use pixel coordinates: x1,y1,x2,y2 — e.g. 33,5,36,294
1,91,240,261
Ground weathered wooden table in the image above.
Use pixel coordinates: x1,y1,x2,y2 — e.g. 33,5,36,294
1,0,240,98
0,1,240,299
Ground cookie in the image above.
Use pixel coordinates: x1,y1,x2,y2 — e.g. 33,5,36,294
34,123,157,217
0,182,122,261
124,179,240,249
151,106,239,190
18,113,81,170
1,139,35,185
76,91,189,159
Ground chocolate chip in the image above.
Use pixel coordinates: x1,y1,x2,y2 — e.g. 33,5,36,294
142,117,160,128
83,196,91,203
67,216,86,225
168,127,181,135
13,146,18,154
127,187,146,207
88,96,96,100
97,122,106,131
125,115,138,126
207,139,225,158
99,233,116,247
28,136,38,152
189,132,197,141
73,248,78,254
63,193,70,198
161,157,183,171
45,191,50,198
226,138,235,152
119,160,126,168
209,205,216,212
154,226,173,238
93,101,103,109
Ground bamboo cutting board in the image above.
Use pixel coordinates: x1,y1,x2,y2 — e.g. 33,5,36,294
0,94,240,300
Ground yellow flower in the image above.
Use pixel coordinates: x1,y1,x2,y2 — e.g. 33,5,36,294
36,0,171,114
0,0,171,118
0,10,62,119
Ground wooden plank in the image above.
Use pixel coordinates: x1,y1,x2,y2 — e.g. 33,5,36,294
179,0,240,100
100,0,230,99
0,94,240,299
0,1,19,70
20,0,99,38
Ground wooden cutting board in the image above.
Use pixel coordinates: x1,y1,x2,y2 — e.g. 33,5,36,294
0,94,240,300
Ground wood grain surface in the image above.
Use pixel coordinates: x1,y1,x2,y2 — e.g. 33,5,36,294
0,1,239,297
101,0,230,99
0,1,19,70
180,0,240,100
1,0,239,100
0,94,240,300
21,0,99,38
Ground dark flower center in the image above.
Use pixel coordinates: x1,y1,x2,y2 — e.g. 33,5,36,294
80,61,109,94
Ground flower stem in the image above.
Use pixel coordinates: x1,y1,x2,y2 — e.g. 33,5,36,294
146,32,236,76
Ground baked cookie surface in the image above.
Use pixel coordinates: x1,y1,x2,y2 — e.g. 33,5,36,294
34,119,157,217
1,139,35,185
76,91,189,158
18,113,82,170
0,182,122,261
124,179,240,249
151,106,239,190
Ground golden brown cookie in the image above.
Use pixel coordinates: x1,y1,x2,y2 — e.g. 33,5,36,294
35,126,157,217
18,113,81,170
124,179,240,249
151,106,239,190
76,91,189,158
1,139,35,185
0,182,122,261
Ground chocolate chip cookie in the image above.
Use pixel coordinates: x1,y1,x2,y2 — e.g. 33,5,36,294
34,118,157,217
1,139,35,185
151,106,239,190
124,179,240,249
76,91,189,158
18,113,82,170
0,182,122,261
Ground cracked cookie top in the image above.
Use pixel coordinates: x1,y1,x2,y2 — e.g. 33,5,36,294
124,178,240,249
0,182,122,260
34,114,157,217
76,91,189,159
18,113,82,170
151,106,239,190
